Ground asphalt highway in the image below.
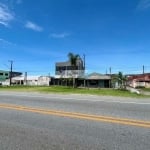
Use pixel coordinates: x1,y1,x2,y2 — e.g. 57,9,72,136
0,91,150,150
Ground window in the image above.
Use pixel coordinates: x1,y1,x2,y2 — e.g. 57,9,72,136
5,73,8,76
56,66,67,71
67,66,78,70
0,73,3,76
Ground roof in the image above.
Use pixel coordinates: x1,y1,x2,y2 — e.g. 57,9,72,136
127,73,150,76
56,58,83,67
12,76,39,80
56,61,70,66
86,72,111,80
128,73,150,81
0,70,9,73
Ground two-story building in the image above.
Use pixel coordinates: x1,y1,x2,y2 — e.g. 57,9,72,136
55,57,85,78
0,70,22,85
54,57,85,86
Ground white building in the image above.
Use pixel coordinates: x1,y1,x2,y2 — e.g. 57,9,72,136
38,76,51,86
3,75,51,86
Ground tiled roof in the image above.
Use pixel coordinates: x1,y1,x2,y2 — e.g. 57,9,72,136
128,74,150,82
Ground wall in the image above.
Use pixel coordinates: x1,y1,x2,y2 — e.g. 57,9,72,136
38,76,50,86
0,70,9,82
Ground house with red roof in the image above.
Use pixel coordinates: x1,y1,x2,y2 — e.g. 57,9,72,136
127,73,150,88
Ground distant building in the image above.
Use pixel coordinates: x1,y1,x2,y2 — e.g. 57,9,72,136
55,57,85,78
10,75,53,86
84,72,111,88
0,70,9,82
127,73,150,88
38,76,51,86
11,75,39,86
0,70,22,85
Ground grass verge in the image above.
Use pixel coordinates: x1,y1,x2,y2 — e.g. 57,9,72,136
0,85,150,98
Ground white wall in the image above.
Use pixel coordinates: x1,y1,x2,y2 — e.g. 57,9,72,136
38,76,50,86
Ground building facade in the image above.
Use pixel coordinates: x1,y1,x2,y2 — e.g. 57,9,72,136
84,72,111,88
0,70,9,82
55,57,85,78
127,73,150,88
10,75,52,86
0,70,22,85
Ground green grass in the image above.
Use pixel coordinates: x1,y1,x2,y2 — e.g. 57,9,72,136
139,88,150,92
0,85,149,98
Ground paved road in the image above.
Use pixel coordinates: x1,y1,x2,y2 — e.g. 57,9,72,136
0,91,150,150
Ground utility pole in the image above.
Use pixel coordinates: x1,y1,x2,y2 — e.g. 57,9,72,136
83,54,86,88
9,60,13,86
24,72,27,85
143,65,146,87
109,67,111,75
83,54,85,71
143,65,145,74
109,67,112,88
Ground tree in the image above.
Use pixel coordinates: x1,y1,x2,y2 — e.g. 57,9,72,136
112,72,127,89
117,72,127,89
68,52,80,88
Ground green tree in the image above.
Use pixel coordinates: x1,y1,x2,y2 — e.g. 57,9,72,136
112,72,127,89
68,52,80,88
117,72,127,89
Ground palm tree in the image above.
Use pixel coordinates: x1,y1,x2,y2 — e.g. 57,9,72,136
112,72,127,89
68,52,80,88
117,72,127,89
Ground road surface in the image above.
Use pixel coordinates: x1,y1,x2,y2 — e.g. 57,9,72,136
0,91,150,150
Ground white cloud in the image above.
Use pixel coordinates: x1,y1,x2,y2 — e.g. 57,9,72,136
50,32,70,38
0,38,9,43
25,21,43,32
0,3,14,27
137,0,150,10
0,38,16,47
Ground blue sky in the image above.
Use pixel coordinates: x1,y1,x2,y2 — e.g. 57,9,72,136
0,0,150,76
